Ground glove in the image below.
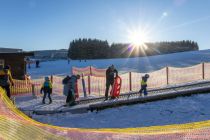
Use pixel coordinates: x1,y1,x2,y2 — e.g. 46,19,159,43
115,72,118,77
40,88,43,94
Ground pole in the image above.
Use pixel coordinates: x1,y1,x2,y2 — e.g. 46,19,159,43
202,62,205,80
32,84,36,98
50,75,53,83
166,67,169,85
90,66,92,76
82,74,87,97
88,75,91,95
129,72,132,91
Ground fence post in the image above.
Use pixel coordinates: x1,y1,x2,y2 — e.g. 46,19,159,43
88,75,91,95
50,75,53,83
82,74,87,97
90,66,92,76
166,67,169,85
129,72,132,91
32,84,36,98
202,62,205,80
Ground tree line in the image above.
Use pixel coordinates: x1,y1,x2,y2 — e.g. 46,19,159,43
68,38,199,59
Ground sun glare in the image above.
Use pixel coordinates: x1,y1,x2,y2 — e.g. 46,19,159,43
128,30,148,49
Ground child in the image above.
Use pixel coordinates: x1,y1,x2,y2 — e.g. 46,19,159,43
139,74,149,96
40,77,52,104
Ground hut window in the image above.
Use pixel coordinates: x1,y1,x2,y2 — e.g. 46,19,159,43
0,59,4,69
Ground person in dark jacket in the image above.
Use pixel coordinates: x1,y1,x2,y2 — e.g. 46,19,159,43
36,60,40,68
63,74,80,106
139,74,149,96
40,77,52,104
0,65,14,99
104,65,118,100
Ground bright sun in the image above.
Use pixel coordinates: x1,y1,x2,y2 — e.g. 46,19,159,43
128,30,148,49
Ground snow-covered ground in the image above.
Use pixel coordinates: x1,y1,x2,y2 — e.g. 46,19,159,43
15,93,210,128
16,49,210,128
40,94,210,128
28,49,210,79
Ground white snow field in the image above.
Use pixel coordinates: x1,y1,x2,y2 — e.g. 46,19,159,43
16,49,210,128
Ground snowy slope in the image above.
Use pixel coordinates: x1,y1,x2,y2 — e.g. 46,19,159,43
28,49,210,79
19,49,210,128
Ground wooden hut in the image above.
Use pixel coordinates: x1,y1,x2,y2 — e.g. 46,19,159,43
0,52,34,79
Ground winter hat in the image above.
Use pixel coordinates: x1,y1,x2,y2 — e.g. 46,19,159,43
45,77,50,81
4,65,10,70
145,74,150,78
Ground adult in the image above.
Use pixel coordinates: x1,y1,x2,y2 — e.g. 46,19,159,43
0,65,14,99
62,74,80,106
67,58,70,64
36,60,40,68
26,57,31,69
104,65,118,100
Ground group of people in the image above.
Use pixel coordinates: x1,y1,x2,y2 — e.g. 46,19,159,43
0,64,149,106
39,74,80,106
0,64,80,106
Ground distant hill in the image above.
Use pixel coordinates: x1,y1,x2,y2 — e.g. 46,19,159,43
0,47,22,53
68,39,199,59
32,49,68,60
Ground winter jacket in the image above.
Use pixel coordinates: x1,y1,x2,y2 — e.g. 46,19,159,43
0,70,14,87
63,75,78,96
106,67,118,83
40,80,52,94
141,76,148,86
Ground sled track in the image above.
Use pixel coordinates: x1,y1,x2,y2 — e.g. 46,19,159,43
27,81,210,115
77,81,210,105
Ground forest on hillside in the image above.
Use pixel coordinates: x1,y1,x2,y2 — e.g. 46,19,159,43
68,38,199,59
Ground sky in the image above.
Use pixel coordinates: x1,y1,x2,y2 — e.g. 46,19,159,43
0,0,210,51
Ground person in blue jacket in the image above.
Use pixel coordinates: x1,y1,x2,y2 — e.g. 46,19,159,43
40,77,52,104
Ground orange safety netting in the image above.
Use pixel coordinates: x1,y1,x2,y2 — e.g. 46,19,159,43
52,75,65,94
72,66,91,76
91,67,106,77
168,64,203,85
10,63,210,98
131,68,168,91
204,63,210,80
1,87,210,139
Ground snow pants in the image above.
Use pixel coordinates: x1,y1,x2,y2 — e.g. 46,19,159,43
139,85,148,96
105,80,114,100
